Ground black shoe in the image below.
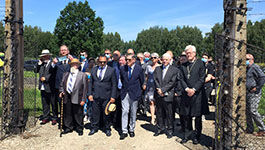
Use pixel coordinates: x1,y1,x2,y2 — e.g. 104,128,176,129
180,138,188,144
154,130,163,136
166,132,173,139
193,138,200,144
120,133,128,140
105,130,111,137
62,129,73,134
176,122,181,126
129,132,135,137
88,129,98,136
78,131,83,136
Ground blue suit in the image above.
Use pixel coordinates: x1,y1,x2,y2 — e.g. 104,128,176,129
120,64,144,101
120,63,144,134
80,60,89,72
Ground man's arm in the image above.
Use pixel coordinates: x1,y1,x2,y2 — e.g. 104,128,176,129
111,69,118,99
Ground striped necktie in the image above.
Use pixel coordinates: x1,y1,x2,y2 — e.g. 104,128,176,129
67,73,74,94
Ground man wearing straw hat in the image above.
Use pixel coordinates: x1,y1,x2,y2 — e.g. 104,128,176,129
36,49,57,125
59,58,88,136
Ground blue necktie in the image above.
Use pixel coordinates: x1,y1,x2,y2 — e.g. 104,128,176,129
128,67,132,80
99,67,103,80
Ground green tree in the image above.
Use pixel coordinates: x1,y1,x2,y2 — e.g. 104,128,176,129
123,40,136,54
102,32,124,53
202,23,223,58
54,1,104,57
24,25,57,59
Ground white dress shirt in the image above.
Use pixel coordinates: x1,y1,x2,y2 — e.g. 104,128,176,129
97,65,108,80
162,64,169,79
66,70,78,93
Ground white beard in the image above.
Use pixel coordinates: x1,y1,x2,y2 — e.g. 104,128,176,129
70,67,79,74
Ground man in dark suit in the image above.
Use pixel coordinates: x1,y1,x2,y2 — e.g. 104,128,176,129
119,54,144,140
88,55,117,137
52,45,74,116
153,53,180,139
108,50,122,129
59,58,88,136
179,45,206,144
36,49,57,125
80,50,89,72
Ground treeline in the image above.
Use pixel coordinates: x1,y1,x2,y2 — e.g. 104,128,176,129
0,1,265,59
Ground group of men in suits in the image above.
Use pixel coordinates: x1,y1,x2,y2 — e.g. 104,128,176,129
37,44,210,145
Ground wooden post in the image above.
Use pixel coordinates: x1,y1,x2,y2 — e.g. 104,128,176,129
3,0,24,134
230,0,247,147
220,0,247,149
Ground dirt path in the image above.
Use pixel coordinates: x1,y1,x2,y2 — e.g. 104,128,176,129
0,110,215,150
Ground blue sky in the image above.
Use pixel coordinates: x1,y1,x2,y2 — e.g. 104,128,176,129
1,0,265,41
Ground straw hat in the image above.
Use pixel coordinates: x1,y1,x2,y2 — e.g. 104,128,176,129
69,58,82,65
105,101,116,115
39,49,52,57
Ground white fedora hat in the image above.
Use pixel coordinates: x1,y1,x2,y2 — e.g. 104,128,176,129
39,49,52,57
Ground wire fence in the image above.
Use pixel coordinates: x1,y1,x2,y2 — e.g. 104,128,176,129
214,33,265,150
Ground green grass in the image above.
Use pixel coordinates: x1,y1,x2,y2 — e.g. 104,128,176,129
0,71,39,78
24,71,39,78
0,87,42,117
258,86,265,116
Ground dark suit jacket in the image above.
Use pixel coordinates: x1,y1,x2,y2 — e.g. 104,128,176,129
80,60,89,72
153,65,179,102
88,66,117,100
108,60,120,81
120,64,144,101
54,59,71,89
180,59,206,116
36,61,56,93
60,71,88,104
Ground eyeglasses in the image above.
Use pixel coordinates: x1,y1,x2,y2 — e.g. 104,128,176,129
105,53,111,55
126,58,132,62
98,61,107,64
151,57,157,59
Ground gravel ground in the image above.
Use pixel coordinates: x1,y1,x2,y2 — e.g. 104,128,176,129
0,111,215,150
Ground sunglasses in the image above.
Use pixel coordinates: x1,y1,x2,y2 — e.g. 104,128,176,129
105,53,111,55
246,58,251,60
98,61,107,64
151,57,157,59
126,58,132,61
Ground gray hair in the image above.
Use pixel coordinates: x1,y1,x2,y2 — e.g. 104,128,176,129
151,53,159,58
185,45,196,53
144,52,150,56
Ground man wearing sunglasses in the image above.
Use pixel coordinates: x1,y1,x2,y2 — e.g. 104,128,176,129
88,55,117,137
119,54,144,140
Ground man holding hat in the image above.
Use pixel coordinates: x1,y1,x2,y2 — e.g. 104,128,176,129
59,58,88,136
36,49,57,125
88,55,117,137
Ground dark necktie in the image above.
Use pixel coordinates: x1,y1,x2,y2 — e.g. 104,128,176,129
128,67,132,80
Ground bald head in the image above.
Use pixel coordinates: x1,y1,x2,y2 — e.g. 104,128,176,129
113,50,121,61
166,50,174,58
127,49,135,55
246,53,254,66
